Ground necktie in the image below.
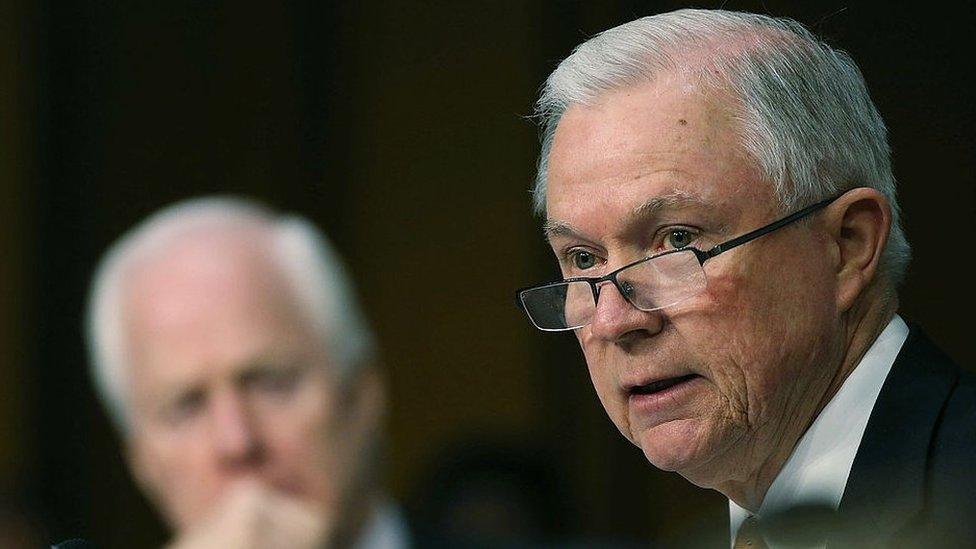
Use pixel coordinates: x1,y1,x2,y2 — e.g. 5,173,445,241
734,515,768,549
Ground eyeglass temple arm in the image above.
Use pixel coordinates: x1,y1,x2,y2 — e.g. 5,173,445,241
702,194,841,260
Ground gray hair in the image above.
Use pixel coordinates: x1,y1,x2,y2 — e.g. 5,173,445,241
534,8,910,286
86,196,376,432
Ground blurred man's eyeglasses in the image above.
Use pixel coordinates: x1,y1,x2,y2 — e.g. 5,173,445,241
516,192,845,332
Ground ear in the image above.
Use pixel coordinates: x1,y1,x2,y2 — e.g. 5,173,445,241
824,188,891,312
339,364,386,440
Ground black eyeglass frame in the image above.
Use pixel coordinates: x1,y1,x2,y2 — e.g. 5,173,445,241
516,191,846,328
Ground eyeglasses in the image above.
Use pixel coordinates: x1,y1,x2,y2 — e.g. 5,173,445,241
516,192,844,331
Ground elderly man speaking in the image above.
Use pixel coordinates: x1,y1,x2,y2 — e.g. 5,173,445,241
516,9,975,548
86,198,404,548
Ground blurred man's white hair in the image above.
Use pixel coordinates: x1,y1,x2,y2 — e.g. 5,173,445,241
86,196,376,432
534,8,910,287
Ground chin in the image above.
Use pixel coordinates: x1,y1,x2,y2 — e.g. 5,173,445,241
635,418,709,473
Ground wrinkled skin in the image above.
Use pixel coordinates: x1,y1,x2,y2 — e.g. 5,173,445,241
544,76,854,508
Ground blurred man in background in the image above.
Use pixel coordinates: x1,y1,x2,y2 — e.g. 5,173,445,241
518,9,976,547
86,197,405,548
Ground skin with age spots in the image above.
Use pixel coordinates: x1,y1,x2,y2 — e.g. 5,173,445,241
544,75,858,511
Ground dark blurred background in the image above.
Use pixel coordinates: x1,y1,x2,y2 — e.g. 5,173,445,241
1,1,973,546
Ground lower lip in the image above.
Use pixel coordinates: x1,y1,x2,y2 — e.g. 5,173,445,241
628,375,703,414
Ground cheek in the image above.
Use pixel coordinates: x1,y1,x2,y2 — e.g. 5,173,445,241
685,253,836,419
578,330,614,399
263,384,343,502
578,331,635,439
582,346,615,401
670,274,752,385
262,385,336,465
137,431,224,529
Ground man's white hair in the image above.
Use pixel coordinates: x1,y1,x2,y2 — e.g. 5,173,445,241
86,196,376,432
534,8,910,286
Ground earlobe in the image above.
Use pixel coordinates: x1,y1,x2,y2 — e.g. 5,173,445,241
830,188,891,312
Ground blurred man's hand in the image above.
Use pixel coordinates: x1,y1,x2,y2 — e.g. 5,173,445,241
167,481,331,549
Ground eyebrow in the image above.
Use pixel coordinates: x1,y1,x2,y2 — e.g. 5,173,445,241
542,219,579,241
629,190,710,221
543,189,713,242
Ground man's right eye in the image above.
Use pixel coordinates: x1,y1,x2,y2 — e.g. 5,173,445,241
571,250,597,270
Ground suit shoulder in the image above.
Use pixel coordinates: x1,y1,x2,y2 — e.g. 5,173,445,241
925,370,976,528
932,371,976,456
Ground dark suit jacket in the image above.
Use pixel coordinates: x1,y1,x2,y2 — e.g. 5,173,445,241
834,324,976,547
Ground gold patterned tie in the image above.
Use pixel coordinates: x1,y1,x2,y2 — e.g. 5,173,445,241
734,515,768,549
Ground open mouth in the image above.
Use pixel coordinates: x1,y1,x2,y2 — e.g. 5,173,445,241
630,374,699,396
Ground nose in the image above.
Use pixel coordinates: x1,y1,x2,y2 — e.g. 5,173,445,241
210,389,263,468
588,279,665,343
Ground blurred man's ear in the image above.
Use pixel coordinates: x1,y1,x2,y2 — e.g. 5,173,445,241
346,364,386,435
331,364,387,501
825,187,891,312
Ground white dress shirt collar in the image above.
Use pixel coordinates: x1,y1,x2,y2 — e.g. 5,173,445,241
728,315,909,545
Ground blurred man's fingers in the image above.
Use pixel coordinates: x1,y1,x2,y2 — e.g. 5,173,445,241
167,480,330,549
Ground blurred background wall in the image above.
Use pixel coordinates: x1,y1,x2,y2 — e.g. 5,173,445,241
1,0,973,546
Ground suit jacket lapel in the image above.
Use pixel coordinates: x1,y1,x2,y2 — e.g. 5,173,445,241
837,324,959,544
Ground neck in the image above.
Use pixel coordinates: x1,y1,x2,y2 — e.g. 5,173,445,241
720,283,897,512
820,283,897,427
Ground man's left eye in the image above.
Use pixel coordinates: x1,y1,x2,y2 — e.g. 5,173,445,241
666,229,695,249
572,250,597,270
